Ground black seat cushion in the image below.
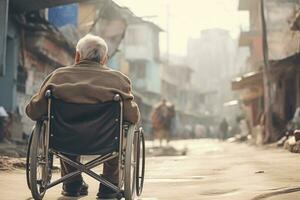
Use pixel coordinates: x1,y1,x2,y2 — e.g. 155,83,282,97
49,98,120,155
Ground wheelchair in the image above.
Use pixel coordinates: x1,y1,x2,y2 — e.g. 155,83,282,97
26,90,145,200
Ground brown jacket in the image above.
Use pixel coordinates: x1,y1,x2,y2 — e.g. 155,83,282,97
25,60,140,124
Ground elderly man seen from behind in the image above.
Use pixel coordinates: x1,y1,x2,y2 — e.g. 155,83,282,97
26,34,140,199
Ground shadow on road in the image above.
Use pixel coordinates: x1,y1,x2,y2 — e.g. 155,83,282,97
25,195,84,200
251,187,300,200
199,188,240,196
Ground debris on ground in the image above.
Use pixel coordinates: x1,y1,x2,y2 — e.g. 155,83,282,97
0,139,28,171
0,140,27,157
227,134,248,143
277,136,288,147
283,136,300,153
0,156,26,171
255,170,265,174
146,145,188,157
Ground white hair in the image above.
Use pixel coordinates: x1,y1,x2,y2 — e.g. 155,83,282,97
76,34,108,62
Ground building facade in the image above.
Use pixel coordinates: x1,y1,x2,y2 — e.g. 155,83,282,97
187,29,241,127
122,21,163,134
234,0,300,143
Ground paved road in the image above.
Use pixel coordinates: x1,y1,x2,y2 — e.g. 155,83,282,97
1,139,300,200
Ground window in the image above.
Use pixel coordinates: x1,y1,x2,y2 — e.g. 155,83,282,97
129,60,146,79
17,65,27,93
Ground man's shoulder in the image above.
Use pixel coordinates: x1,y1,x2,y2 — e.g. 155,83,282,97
106,67,131,84
50,65,74,75
50,65,132,86
51,65,102,76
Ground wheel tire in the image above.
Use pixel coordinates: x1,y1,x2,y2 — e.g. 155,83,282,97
124,125,137,200
29,121,50,200
26,128,34,190
136,128,145,196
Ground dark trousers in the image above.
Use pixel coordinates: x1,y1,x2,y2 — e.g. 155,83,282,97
60,155,119,185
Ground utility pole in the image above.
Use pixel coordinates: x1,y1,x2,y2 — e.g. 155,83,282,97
166,1,170,65
260,0,273,143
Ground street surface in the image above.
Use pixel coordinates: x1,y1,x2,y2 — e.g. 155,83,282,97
1,139,300,200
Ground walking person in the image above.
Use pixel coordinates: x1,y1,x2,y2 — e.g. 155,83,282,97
219,118,229,140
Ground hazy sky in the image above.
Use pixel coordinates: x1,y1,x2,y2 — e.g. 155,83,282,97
115,0,249,56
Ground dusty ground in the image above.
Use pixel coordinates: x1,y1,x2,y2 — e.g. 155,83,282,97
1,139,300,200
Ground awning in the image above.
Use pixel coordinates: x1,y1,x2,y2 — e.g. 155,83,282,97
232,71,263,90
269,53,300,80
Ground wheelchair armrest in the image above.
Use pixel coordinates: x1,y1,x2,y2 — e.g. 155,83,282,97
45,90,52,98
113,94,121,101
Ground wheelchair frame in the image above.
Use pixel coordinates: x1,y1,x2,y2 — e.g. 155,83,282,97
26,90,145,200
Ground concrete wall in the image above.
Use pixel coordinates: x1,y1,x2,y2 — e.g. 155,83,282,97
0,19,19,113
123,22,161,95
77,2,96,33
18,64,54,135
17,33,73,136
266,0,300,60
145,61,161,94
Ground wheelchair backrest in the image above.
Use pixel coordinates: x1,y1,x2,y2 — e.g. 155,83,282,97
49,98,121,155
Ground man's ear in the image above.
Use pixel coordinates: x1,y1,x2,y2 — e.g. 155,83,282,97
100,55,108,65
75,51,80,64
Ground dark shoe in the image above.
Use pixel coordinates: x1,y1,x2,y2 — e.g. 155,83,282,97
79,181,89,195
96,184,121,199
61,181,89,197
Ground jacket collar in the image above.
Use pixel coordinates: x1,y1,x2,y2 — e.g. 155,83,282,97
75,60,110,70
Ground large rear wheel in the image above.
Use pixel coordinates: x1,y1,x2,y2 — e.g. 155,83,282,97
124,125,137,200
29,121,52,200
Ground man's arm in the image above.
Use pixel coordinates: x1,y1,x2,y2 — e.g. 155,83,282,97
25,73,53,121
122,80,141,124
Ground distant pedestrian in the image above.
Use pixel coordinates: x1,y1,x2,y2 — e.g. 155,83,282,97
219,118,228,140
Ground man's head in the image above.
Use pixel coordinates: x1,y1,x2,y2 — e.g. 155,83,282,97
75,34,108,65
